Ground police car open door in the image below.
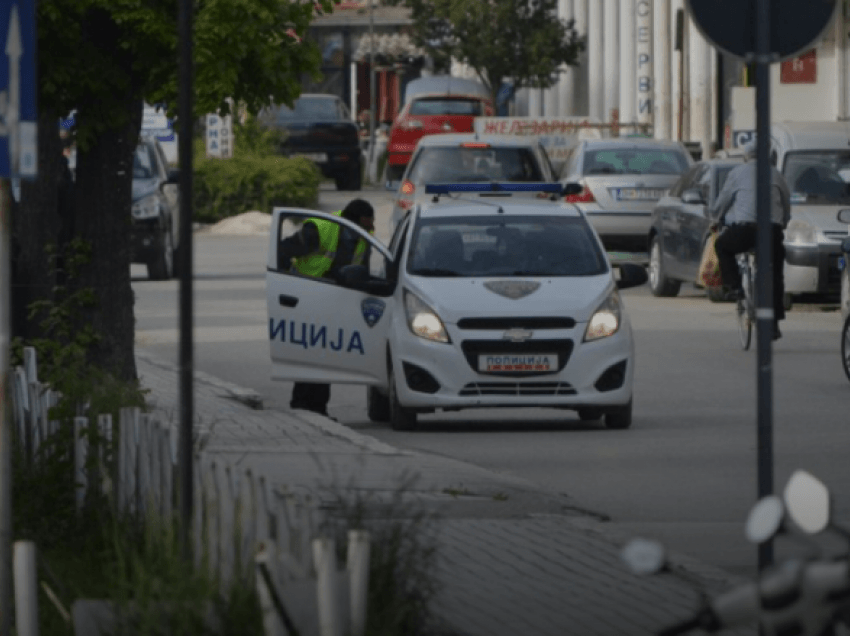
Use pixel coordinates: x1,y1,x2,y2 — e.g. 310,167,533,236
266,208,395,386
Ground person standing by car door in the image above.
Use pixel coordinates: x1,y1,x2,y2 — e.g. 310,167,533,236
711,140,791,340
278,199,376,415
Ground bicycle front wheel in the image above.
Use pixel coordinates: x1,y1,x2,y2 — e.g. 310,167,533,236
842,314,850,382
737,297,752,350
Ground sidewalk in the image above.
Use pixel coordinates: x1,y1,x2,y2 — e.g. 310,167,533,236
137,351,753,636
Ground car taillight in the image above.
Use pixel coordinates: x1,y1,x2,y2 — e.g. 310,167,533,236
399,199,413,211
401,180,415,195
566,184,596,203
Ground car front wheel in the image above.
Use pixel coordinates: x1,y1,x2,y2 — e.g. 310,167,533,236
147,223,174,281
604,400,633,430
367,386,390,422
648,237,681,297
388,361,417,431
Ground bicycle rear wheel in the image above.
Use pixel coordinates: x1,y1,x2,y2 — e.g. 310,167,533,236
842,314,850,382
737,297,752,350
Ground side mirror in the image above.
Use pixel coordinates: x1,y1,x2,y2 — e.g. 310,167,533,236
562,182,583,197
837,209,850,224
166,169,180,185
784,470,830,535
681,188,705,205
615,263,649,290
337,264,395,296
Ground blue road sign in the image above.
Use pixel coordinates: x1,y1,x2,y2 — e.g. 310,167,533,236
0,0,36,179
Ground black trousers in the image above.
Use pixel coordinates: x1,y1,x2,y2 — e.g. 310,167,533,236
290,382,330,415
715,223,787,322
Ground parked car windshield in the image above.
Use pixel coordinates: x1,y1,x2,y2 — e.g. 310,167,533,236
266,97,342,123
133,143,157,179
583,148,690,175
784,151,850,205
408,98,485,116
408,147,545,183
407,215,607,277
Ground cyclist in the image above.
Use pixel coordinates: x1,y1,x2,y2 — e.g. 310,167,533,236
711,139,791,341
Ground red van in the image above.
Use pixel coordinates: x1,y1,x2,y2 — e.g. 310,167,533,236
385,76,493,182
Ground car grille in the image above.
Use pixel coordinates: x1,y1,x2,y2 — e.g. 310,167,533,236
459,339,574,375
457,317,576,329
459,382,577,396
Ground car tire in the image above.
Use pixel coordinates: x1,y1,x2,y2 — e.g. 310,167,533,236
648,237,681,297
366,386,390,422
388,361,416,431
577,408,602,421
147,223,174,281
604,400,633,430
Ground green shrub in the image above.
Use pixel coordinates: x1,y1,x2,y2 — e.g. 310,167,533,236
193,115,321,224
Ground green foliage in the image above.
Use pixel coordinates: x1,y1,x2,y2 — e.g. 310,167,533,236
38,0,335,148
387,0,585,103
319,471,441,636
193,127,321,223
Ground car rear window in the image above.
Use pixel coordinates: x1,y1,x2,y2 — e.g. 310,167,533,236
408,147,545,183
408,98,485,116
267,98,342,122
408,215,607,277
583,148,690,176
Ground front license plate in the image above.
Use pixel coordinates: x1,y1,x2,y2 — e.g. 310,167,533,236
294,152,327,162
479,354,556,372
612,188,665,201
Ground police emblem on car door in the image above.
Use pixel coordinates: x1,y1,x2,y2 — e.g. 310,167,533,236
265,209,394,385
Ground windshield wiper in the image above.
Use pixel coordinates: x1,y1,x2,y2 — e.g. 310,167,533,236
411,268,461,277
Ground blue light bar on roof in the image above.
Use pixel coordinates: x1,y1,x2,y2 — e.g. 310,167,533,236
424,182,562,194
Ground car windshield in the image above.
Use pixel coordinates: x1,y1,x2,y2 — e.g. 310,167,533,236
784,151,850,205
408,98,484,116
583,148,690,175
269,98,340,122
408,146,545,183
408,215,607,277
133,144,156,179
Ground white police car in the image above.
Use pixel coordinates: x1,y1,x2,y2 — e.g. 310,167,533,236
266,183,647,430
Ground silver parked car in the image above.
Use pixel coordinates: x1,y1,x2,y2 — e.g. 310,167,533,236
558,138,693,258
389,133,557,229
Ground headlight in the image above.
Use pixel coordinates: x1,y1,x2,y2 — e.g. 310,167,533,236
584,291,621,342
404,290,449,343
784,219,817,245
132,194,160,220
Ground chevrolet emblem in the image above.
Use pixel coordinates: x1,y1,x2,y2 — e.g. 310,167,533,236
503,328,533,342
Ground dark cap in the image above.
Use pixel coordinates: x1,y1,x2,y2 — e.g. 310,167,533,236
341,199,375,222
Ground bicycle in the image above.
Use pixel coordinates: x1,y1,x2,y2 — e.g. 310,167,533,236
735,251,756,350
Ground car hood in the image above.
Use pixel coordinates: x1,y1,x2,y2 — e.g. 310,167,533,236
132,178,159,202
790,203,850,236
405,274,615,324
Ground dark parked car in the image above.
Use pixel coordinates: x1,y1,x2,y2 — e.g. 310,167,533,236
646,158,742,299
259,94,362,191
131,135,180,280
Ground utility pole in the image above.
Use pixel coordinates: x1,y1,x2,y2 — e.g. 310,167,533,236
0,177,12,636
367,0,377,183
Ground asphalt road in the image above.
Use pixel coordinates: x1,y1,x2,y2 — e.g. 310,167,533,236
133,183,850,581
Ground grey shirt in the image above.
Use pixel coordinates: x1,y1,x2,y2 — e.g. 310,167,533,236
713,161,791,227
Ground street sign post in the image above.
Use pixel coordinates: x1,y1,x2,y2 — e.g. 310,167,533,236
687,0,838,572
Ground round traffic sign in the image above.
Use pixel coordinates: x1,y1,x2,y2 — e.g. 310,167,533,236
687,0,838,61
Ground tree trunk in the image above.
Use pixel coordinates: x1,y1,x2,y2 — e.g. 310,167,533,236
12,108,66,341
72,100,142,382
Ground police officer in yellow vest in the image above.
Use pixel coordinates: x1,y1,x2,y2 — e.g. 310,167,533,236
279,199,376,415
